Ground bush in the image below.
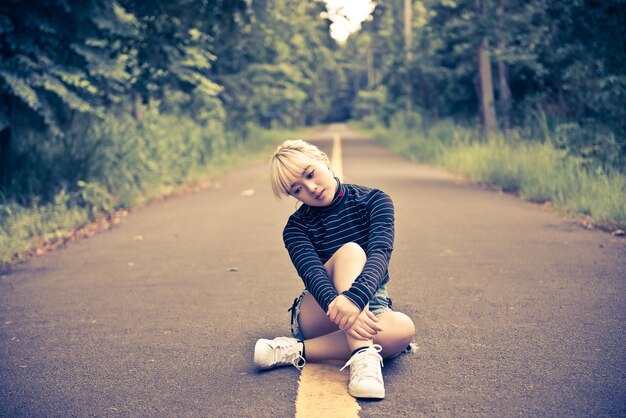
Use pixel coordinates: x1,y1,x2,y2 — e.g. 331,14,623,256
368,116,626,230
0,110,310,268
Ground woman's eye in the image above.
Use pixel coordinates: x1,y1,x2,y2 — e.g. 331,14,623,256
307,170,315,179
292,187,301,195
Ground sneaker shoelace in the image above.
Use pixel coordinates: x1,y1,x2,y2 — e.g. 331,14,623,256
340,344,383,379
274,339,306,370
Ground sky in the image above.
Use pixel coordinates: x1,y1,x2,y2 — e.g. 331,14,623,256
324,0,376,42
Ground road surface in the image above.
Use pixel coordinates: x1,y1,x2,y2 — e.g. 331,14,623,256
1,124,624,416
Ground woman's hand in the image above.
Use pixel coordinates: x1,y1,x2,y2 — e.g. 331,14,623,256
346,307,383,341
327,295,360,330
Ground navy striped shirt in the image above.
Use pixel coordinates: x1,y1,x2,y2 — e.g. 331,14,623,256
283,179,395,312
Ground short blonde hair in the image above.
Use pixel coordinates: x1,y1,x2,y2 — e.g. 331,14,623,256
269,139,330,198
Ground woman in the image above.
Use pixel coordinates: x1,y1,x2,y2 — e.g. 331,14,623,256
254,139,415,400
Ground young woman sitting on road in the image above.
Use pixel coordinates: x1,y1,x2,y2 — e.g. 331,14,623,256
254,139,415,400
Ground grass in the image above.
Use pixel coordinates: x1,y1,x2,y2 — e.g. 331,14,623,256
0,115,312,270
362,117,626,231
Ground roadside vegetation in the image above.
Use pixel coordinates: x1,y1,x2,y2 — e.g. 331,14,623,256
1,1,625,267
361,114,626,231
344,1,625,232
0,2,337,269
0,114,308,268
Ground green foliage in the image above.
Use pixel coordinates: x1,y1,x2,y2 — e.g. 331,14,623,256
0,1,138,137
76,181,114,218
346,0,626,170
212,0,343,127
240,63,308,127
353,87,393,125
0,111,308,267
369,118,626,230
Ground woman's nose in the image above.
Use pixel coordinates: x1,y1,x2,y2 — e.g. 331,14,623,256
304,180,316,193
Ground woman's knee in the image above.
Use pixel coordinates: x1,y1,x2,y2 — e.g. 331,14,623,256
379,312,415,345
389,312,415,342
325,242,367,279
396,312,416,342
336,242,366,263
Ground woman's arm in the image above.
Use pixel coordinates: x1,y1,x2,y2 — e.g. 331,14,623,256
341,190,395,310
283,217,338,312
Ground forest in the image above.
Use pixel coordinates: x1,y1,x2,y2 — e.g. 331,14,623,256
345,0,626,169
1,0,625,265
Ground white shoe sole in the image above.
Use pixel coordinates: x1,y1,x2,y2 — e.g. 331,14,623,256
348,386,385,399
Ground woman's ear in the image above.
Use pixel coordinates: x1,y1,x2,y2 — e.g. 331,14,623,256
320,154,331,169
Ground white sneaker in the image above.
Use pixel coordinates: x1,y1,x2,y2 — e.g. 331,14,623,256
340,344,385,399
254,337,306,370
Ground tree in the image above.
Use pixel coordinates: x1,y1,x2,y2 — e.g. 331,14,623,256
0,0,137,180
495,0,511,132
475,0,497,135
211,0,343,127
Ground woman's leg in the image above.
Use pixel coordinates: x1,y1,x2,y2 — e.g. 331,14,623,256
303,311,415,361
297,242,367,340
371,311,415,358
298,242,415,361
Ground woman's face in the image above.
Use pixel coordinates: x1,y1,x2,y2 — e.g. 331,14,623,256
288,158,337,207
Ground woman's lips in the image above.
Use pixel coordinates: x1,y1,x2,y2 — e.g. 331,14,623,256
316,190,325,200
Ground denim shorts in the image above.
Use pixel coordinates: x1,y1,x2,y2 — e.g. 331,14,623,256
288,283,393,341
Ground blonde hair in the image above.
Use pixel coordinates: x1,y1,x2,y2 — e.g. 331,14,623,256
269,139,330,198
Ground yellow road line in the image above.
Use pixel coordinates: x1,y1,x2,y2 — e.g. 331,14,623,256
295,134,360,418
295,362,360,418
331,133,344,182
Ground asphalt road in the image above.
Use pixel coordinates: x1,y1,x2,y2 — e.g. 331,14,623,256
1,124,625,417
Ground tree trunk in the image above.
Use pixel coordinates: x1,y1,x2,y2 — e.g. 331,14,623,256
367,48,374,88
418,70,428,132
496,0,512,133
476,0,497,136
131,90,142,122
404,0,413,114
0,95,12,183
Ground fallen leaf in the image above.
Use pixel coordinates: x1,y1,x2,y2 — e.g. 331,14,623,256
128,262,134,267
611,229,625,236
133,235,144,241
227,267,239,272
241,189,255,196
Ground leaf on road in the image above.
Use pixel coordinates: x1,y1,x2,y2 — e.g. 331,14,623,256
227,267,239,272
133,235,144,241
241,189,255,196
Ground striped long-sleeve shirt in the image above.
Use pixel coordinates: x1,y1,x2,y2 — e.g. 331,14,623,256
283,179,395,312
